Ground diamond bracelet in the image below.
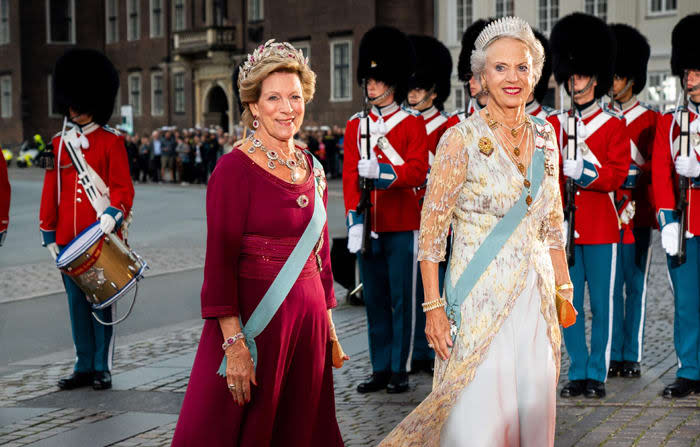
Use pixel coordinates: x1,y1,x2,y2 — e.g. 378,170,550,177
222,332,245,351
422,298,446,313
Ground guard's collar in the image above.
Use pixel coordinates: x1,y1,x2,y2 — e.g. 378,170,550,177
615,97,638,113
575,99,599,119
371,101,399,117
75,122,99,135
420,105,439,120
525,100,540,114
689,100,700,115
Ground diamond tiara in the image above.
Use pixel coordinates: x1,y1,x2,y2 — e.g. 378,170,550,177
238,39,309,85
474,16,533,51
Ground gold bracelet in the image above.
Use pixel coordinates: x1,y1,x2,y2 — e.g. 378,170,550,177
556,283,573,292
422,298,446,312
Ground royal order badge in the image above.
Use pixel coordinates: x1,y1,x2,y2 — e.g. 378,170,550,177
478,137,494,156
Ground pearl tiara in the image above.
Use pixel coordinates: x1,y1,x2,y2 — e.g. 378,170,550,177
474,16,533,51
238,39,309,85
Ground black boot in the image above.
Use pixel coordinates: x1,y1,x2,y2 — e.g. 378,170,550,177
57,372,93,390
92,371,112,390
386,372,409,394
608,360,623,377
410,359,434,375
585,380,606,398
560,380,587,398
621,361,641,378
663,378,700,399
357,371,390,394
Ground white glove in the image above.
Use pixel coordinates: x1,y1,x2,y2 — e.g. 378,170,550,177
358,159,380,179
347,224,363,254
563,159,584,181
99,213,117,234
674,155,700,178
619,201,636,225
661,223,680,256
47,242,60,260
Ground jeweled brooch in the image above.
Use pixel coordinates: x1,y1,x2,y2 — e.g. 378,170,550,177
297,194,309,208
478,137,494,156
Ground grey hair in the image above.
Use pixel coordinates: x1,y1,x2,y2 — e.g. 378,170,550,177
470,17,545,88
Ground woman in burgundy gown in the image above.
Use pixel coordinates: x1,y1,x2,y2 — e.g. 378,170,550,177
172,40,345,447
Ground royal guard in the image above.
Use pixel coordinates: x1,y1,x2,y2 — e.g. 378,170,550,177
0,152,9,245
342,26,429,394
652,13,700,398
550,13,630,399
449,18,493,125
526,29,555,120
39,49,134,391
605,24,658,380
405,34,453,374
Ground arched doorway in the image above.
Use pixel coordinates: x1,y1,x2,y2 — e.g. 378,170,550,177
204,85,229,132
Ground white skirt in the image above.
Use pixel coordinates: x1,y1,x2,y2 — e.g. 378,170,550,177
440,268,557,447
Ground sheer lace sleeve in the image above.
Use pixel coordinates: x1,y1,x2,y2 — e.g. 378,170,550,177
417,126,470,263
544,127,566,250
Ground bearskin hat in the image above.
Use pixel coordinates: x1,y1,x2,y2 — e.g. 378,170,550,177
53,48,119,125
457,19,493,82
550,13,615,99
357,26,416,105
671,14,700,78
407,35,453,110
532,29,553,103
232,60,245,115
610,24,650,94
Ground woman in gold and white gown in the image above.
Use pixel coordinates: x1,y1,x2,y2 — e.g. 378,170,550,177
380,17,574,447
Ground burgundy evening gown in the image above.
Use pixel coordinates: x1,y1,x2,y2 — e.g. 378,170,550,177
171,149,343,447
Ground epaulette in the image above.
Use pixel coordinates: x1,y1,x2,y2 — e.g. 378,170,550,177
294,139,308,149
638,101,659,113
662,106,678,115
602,107,624,120
102,125,121,136
349,111,363,121
440,110,451,118
541,104,556,115
401,105,421,117
545,108,565,118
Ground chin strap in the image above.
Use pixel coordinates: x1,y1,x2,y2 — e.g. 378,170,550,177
406,86,435,110
368,86,395,106
613,80,633,102
572,77,595,97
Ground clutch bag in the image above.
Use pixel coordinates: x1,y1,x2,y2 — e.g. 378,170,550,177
556,292,576,328
331,338,347,368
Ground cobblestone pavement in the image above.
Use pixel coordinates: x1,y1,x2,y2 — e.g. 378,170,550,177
0,240,699,446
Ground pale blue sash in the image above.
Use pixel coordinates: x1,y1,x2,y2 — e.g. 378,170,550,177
443,120,547,341
218,154,327,376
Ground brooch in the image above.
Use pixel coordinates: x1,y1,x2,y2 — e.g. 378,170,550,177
478,137,494,156
297,194,309,208
313,167,327,195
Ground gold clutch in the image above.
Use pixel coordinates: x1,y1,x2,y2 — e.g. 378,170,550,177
556,292,576,328
331,338,347,368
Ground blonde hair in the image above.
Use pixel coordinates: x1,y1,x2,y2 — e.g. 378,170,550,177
238,57,316,129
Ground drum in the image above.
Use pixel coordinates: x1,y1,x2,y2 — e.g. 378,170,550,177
56,221,147,318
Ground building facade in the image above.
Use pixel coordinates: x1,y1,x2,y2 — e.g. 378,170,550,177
436,0,697,113
0,0,433,148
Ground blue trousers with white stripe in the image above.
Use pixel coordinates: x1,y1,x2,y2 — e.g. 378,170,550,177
666,237,700,381
358,231,416,374
563,243,620,383
61,273,114,373
611,228,653,363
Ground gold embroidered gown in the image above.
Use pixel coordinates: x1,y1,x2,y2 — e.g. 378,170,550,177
380,113,566,446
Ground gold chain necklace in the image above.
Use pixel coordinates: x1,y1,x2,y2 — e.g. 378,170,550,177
485,108,530,138
247,134,307,182
491,122,535,208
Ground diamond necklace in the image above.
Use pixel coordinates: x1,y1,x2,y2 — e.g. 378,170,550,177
247,134,307,182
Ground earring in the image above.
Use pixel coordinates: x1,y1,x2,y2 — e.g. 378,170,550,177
252,117,259,129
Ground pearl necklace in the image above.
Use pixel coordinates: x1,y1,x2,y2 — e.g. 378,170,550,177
247,135,307,182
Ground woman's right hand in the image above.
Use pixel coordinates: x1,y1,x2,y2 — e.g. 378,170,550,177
225,341,257,406
425,307,453,361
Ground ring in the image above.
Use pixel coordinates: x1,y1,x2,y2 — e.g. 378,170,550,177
428,343,434,348
228,384,236,390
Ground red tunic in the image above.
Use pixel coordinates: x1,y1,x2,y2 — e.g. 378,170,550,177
172,149,343,447
0,153,9,235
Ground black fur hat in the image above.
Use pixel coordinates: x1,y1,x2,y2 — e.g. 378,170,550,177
357,26,416,105
457,19,493,82
550,13,615,99
671,14,700,78
53,48,119,125
232,60,245,115
610,24,650,94
532,29,553,103
407,35,453,110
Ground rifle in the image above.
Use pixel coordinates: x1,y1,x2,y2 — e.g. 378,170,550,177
675,71,690,266
356,79,373,255
564,77,578,266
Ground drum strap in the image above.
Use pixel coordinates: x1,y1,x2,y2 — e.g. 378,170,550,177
61,127,111,215
217,153,327,376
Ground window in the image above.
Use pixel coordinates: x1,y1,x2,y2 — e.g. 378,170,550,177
538,0,558,34
1,75,11,118
173,0,186,31
0,0,9,45
113,85,121,117
248,0,263,21
495,0,514,18
456,0,473,41
106,0,118,43
585,0,607,21
150,0,163,38
293,42,310,62
128,73,142,116
649,0,676,15
127,0,140,41
330,40,351,102
174,71,185,113
455,87,464,111
647,71,676,110
47,0,75,43
151,72,164,116
214,0,227,26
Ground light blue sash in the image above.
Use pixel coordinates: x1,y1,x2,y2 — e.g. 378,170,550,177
218,154,327,376
443,121,547,341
